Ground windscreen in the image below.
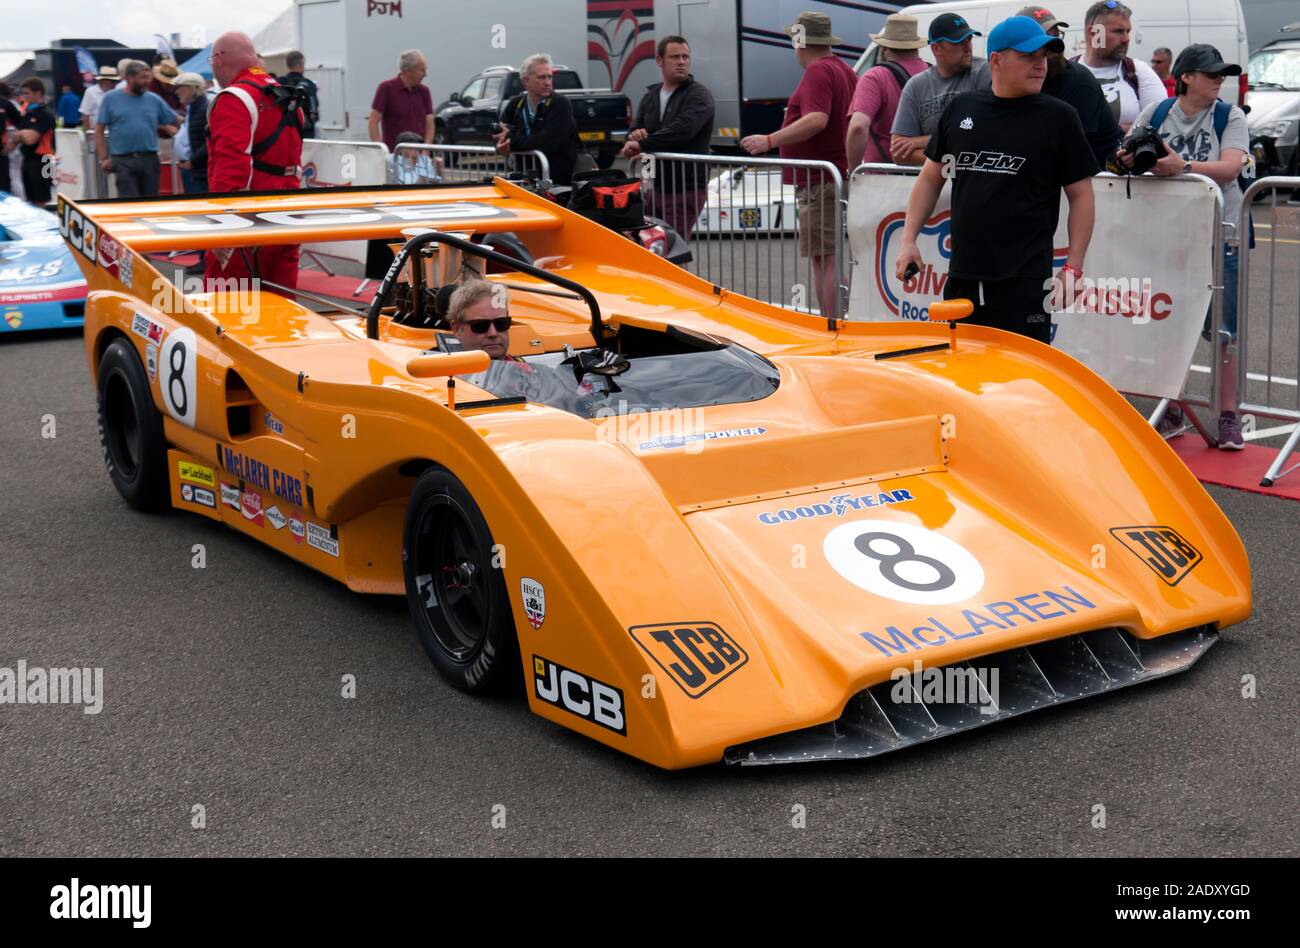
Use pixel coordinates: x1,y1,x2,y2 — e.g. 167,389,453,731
463,343,780,419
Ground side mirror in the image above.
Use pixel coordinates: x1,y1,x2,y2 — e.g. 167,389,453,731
461,96,474,108
927,299,973,322
449,92,462,104
406,349,490,379
929,298,974,352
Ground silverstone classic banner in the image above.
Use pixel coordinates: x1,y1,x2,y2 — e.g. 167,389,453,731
847,171,1218,401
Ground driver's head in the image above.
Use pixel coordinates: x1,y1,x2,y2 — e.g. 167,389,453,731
448,279,511,360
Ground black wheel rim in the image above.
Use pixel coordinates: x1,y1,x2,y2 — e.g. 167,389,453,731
103,368,141,479
413,494,491,661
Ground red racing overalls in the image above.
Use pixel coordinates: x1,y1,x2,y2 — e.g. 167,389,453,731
204,66,304,291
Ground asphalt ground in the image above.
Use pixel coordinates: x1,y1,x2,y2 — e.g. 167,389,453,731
1,329,1296,857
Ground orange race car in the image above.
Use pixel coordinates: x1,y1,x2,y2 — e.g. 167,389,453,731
58,179,1251,769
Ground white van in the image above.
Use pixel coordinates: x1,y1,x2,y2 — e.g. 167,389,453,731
853,0,1250,106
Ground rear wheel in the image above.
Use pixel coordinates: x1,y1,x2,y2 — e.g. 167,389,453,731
402,468,520,694
97,337,169,511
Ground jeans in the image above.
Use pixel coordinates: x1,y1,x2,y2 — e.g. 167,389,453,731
1204,244,1239,339
181,167,208,194
111,153,160,198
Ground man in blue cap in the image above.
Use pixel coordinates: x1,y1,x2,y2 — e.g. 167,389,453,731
889,12,991,165
894,15,1097,344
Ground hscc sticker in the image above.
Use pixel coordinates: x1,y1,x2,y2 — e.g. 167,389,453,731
532,655,625,735
520,577,545,630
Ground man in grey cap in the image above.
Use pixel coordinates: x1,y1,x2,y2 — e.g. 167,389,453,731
740,11,857,318
847,14,930,168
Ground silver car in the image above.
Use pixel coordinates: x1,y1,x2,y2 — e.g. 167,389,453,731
1247,32,1300,178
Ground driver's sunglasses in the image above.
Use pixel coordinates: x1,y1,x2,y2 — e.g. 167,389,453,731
459,317,512,334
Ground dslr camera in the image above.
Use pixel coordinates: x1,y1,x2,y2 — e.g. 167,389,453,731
1120,123,1167,174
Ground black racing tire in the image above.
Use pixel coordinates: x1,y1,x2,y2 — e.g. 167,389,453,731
97,337,170,512
402,467,520,695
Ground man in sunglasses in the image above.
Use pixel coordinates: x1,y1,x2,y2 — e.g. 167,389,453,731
449,280,515,360
449,280,584,410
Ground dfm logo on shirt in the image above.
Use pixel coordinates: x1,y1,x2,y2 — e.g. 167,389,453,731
955,151,1026,174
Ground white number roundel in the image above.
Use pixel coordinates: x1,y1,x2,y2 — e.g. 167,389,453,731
823,520,985,605
159,327,197,427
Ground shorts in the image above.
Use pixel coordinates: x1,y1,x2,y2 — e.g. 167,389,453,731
944,274,1053,345
796,183,840,259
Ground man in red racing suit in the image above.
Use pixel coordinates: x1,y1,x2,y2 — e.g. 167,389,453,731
205,31,304,291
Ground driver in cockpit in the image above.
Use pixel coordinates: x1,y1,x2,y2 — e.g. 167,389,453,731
448,279,586,410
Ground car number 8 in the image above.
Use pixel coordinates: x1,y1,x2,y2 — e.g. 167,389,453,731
160,327,197,427
823,520,985,605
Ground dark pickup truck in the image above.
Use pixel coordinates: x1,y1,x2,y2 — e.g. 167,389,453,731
434,66,631,169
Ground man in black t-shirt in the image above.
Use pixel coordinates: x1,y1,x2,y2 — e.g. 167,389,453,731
1019,6,1120,167
895,16,1097,344
16,78,57,206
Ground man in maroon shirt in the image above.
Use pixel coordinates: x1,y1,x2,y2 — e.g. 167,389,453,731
741,12,856,318
369,50,434,150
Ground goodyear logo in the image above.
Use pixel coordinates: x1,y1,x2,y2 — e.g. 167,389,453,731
177,460,215,488
1110,526,1203,586
628,622,748,698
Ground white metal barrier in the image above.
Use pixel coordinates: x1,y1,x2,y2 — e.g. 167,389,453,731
389,143,550,186
632,151,847,320
54,128,181,199
847,162,1228,446
1238,176,1300,486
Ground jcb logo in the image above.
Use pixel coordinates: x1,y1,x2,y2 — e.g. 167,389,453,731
1109,526,1204,586
532,656,625,734
628,622,748,698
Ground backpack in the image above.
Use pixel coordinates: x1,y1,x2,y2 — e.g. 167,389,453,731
568,170,645,231
876,60,911,93
1071,54,1139,97
1149,98,1254,193
215,79,308,176
1149,97,1255,246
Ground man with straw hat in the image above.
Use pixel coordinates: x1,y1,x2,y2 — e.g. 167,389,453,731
847,14,929,168
740,11,856,319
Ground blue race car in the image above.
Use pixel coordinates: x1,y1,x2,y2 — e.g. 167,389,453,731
1,192,87,333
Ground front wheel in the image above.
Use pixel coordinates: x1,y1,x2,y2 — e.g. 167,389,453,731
97,337,169,511
402,467,520,694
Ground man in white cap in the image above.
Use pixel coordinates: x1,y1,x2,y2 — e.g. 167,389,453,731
79,66,118,132
173,72,210,192
847,14,929,168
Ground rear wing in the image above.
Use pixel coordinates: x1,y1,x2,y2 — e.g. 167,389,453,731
55,180,563,254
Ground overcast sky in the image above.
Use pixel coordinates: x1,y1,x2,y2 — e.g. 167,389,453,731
1,0,292,51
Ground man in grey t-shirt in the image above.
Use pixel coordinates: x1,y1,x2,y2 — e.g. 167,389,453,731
1119,45,1251,450
889,12,991,165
